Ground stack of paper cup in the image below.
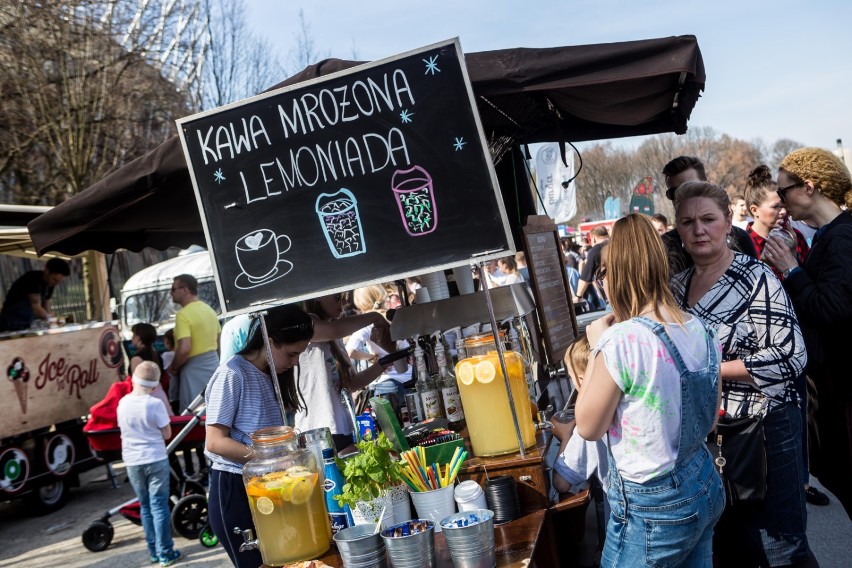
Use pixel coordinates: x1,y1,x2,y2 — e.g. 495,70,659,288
452,265,475,295
420,270,450,301
454,480,488,512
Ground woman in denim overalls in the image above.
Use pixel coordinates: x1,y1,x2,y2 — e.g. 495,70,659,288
577,214,725,567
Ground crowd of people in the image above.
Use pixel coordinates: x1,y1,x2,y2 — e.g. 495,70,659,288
100,145,852,568
549,148,852,568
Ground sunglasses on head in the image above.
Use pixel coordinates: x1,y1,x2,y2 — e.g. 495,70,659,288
279,320,314,334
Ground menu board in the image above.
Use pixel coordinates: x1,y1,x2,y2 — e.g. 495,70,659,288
522,215,577,365
177,39,512,315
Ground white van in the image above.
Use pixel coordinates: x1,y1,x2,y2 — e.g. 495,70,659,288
119,247,219,339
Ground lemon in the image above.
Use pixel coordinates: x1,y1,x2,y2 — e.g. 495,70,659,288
255,496,274,515
457,361,475,385
474,360,497,383
288,475,316,505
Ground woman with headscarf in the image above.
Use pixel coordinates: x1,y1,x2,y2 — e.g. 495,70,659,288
763,147,852,520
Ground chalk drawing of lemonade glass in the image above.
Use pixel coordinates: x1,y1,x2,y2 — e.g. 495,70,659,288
391,165,438,236
315,188,366,259
234,229,293,289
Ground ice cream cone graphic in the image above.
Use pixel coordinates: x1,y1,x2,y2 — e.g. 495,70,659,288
7,357,29,415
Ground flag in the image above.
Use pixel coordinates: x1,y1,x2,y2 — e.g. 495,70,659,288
534,143,576,223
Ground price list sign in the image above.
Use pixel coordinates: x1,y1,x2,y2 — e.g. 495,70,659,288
522,215,578,365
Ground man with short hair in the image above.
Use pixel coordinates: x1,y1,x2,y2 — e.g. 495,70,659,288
168,274,220,411
573,226,608,308
0,258,71,331
661,156,757,274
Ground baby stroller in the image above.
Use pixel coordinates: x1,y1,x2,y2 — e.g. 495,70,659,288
82,391,218,552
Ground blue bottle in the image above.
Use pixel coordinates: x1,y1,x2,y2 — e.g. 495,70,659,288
322,447,352,535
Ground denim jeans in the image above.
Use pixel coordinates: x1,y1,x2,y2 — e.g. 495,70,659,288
602,447,725,567
713,402,815,566
126,459,175,560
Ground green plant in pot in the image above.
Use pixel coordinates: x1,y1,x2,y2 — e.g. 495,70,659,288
334,432,404,526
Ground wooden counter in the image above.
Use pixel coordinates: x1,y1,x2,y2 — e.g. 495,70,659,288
456,429,553,514
317,509,549,567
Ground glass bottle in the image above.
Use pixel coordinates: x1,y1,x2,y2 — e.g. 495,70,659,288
322,447,352,535
243,426,331,565
435,332,466,431
414,343,443,420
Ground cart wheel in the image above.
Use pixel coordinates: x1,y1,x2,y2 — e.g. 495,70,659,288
26,478,69,515
198,523,219,548
82,520,114,552
171,494,207,539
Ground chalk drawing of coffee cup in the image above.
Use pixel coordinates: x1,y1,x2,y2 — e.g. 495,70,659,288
234,228,294,289
315,188,366,259
391,165,438,236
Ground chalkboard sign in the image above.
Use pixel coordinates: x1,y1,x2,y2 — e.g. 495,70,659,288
177,39,512,315
522,215,577,365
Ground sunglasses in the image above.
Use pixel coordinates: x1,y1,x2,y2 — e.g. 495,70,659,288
776,181,804,203
170,285,185,292
595,266,607,286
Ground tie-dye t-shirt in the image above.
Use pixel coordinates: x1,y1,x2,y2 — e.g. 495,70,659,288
593,316,720,483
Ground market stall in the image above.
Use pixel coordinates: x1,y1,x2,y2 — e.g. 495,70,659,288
26,34,705,566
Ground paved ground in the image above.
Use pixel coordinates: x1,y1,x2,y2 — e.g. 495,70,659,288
0,463,849,567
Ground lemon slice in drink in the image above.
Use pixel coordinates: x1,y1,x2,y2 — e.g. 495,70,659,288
457,361,475,385
255,496,274,515
289,475,316,505
474,360,497,384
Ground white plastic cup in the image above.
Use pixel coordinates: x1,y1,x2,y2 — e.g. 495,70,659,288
409,484,456,533
414,287,431,304
454,480,488,512
452,266,475,295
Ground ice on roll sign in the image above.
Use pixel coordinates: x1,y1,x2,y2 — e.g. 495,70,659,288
177,38,513,315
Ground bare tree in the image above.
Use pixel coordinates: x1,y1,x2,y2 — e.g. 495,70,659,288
0,1,197,204
202,0,287,109
290,9,330,70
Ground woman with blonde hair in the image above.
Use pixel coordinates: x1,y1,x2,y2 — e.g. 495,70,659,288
764,147,852,519
346,285,411,409
576,213,723,567
671,181,816,566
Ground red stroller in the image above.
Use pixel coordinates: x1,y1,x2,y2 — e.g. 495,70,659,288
82,388,217,552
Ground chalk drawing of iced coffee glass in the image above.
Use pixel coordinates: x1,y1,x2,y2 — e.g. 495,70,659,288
234,228,293,289
391,165,438,236
315,188,366,259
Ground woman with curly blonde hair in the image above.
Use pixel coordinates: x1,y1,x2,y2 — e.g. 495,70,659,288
764,147,852,519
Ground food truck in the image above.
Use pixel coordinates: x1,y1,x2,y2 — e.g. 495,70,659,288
0,207,121,513
0,322,123,513
28,35,706,565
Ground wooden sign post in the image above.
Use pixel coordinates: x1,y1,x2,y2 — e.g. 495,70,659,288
522,215,578,366
177,39,513,315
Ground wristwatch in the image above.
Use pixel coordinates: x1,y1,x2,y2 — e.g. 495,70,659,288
781,266,798,280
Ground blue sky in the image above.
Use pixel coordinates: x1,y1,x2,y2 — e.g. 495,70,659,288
247,0,852,152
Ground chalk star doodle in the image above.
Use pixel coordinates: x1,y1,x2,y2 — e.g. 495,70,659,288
400,109,414,123
453,137,467,151
214,168,226,184
423,54,440,75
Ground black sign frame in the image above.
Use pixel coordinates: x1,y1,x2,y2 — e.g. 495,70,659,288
522,215,578,365
177,39,513,316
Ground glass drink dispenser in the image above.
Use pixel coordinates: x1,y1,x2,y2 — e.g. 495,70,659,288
243,426,331,565
454,333,536,456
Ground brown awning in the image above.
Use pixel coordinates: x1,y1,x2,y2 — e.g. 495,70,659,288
29,35,704,256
